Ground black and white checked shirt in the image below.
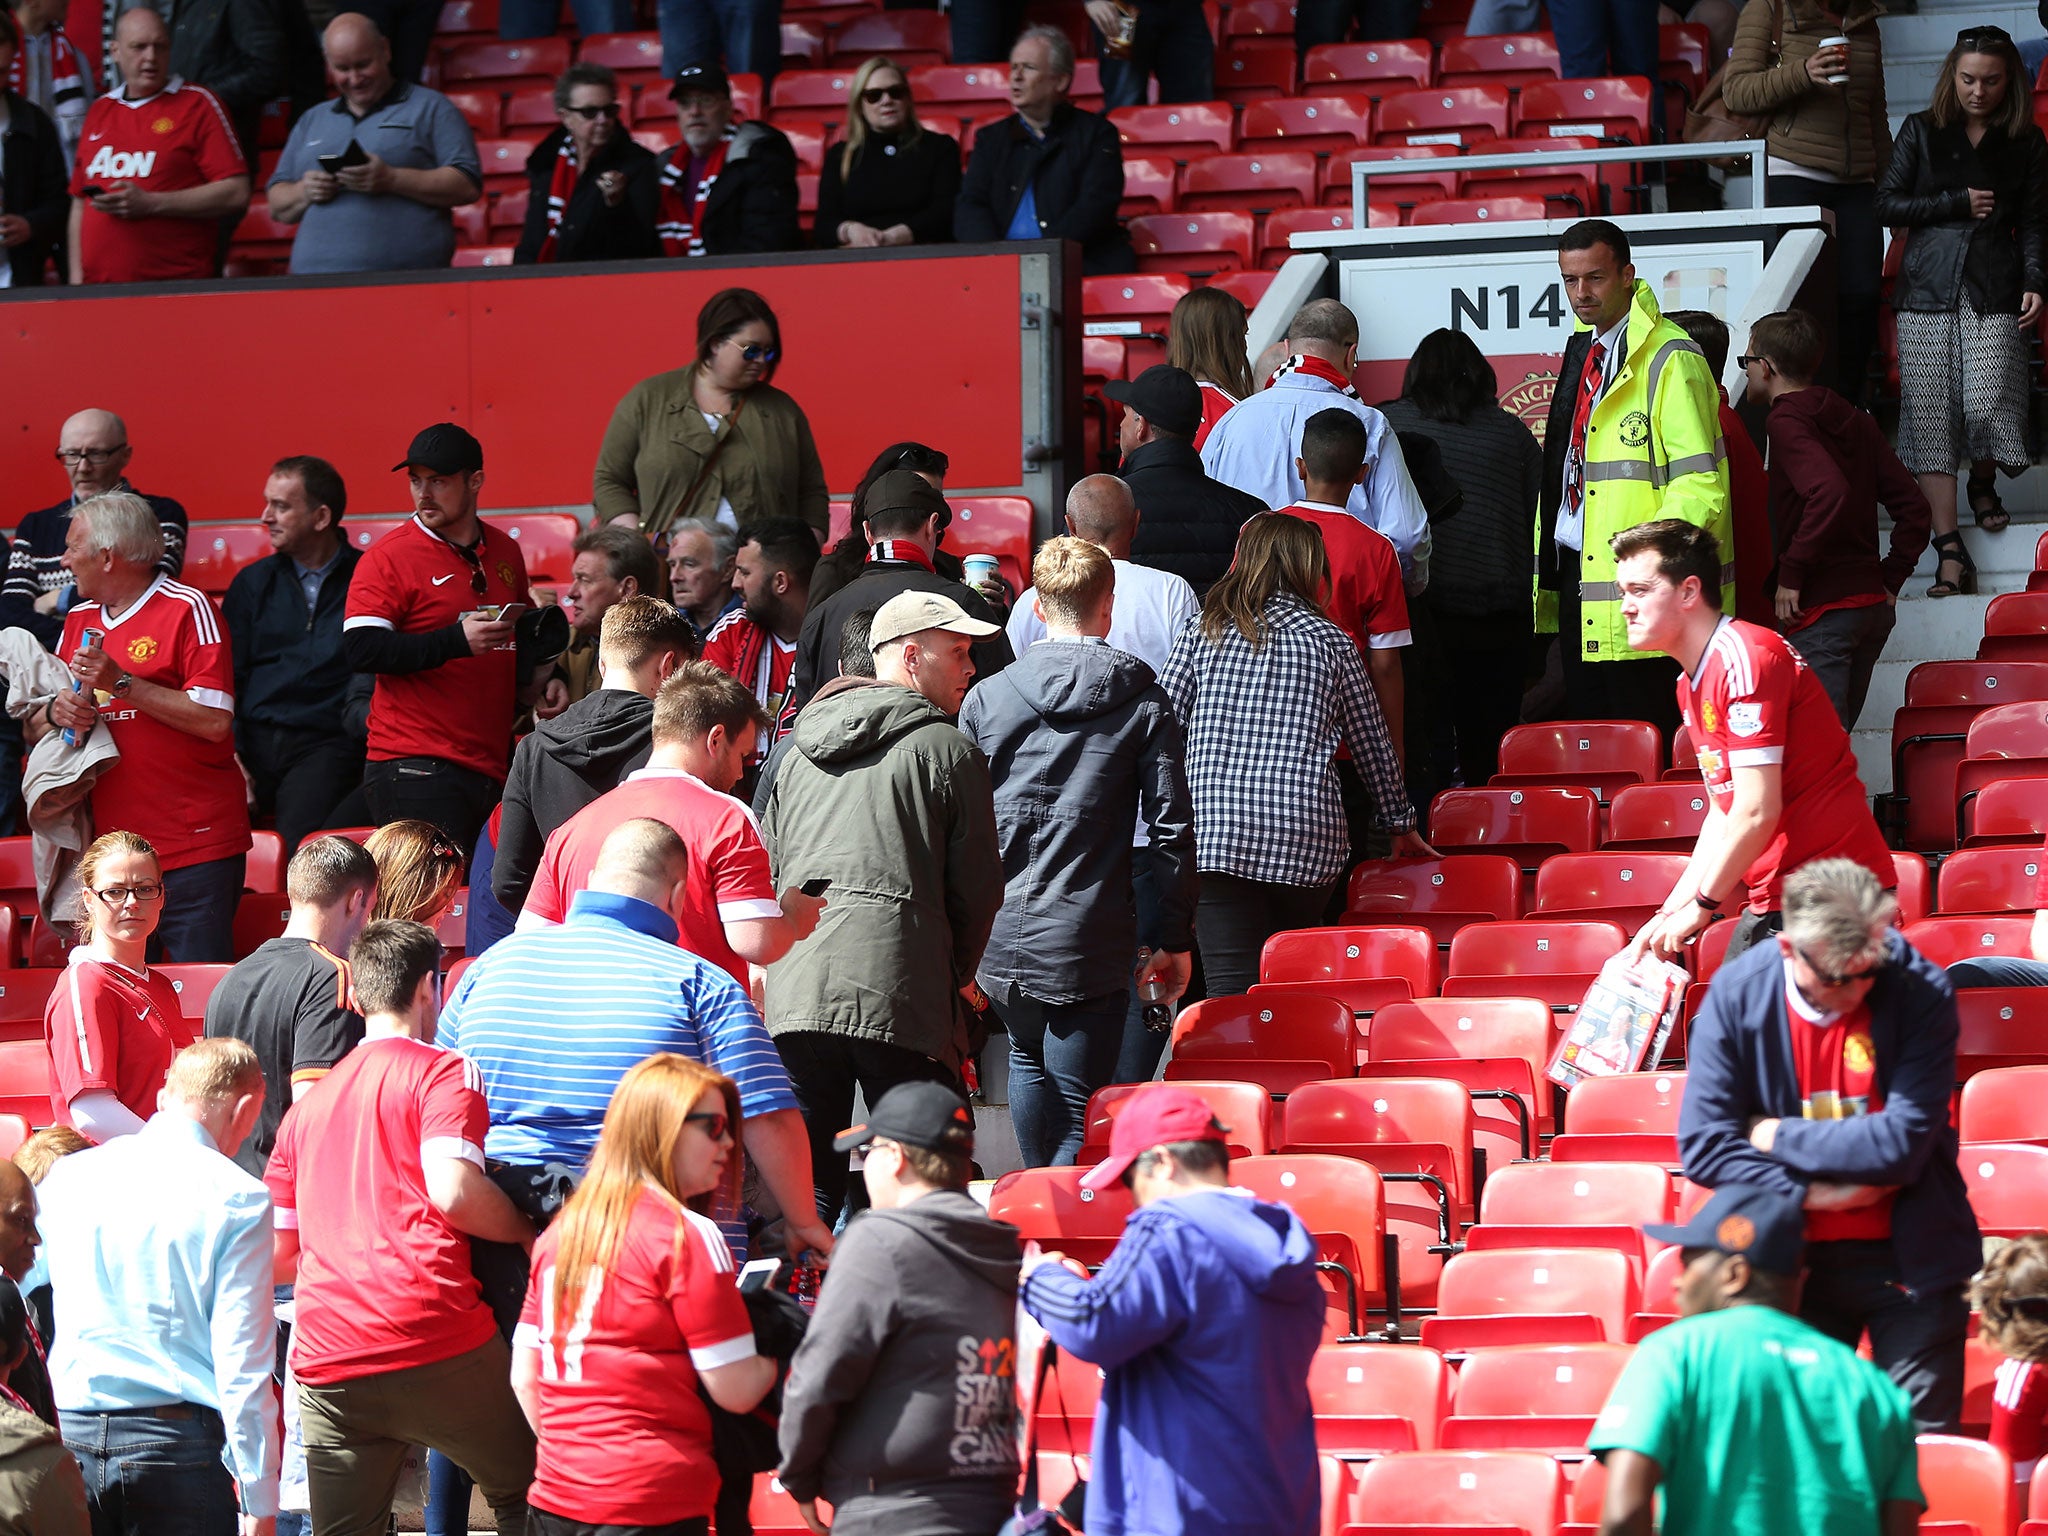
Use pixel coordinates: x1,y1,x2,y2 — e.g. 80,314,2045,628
1158,593,1413,888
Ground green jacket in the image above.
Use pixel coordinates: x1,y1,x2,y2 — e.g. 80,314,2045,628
1536,278,1733,660
759,678,1002,1072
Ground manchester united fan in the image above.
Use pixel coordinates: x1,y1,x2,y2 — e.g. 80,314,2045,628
64,7,247,285
266,13,483,275
3,408,188,651
666,517,741,640
546,523,662,712
342,423,533,856
510,61,659,266
1614,519,1895,965
1113,365,1267,599
223,455,363,856
39,492,250,963
655,60,800,257
495,596,692,915
5,0,93,171
520,663,823,982
702,516,816,769
267,919,537,1536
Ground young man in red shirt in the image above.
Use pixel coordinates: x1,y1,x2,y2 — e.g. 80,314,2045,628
65,7,248,283
267,918,537,1536
342,423,532,856
702,516,816,780
1613,517,1893,964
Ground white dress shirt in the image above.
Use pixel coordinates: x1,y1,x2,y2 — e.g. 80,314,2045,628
1555,314,1628,554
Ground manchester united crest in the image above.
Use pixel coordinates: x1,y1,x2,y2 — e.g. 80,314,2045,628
126,636,160,663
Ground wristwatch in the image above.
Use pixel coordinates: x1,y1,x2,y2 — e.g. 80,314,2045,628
110,672,132,698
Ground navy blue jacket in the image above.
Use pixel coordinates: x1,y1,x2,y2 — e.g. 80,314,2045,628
1679,930,1981,1294
221,544,360,742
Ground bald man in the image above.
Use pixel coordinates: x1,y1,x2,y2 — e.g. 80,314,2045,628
66,7,250,285
3,408,190,650
266,12,481,274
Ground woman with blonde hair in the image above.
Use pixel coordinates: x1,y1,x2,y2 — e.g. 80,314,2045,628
365,821,466,929
1168,286,1255,449
512,1054,773,1535
815,56,961,250
41,831,192,1139
1157,514,1433,995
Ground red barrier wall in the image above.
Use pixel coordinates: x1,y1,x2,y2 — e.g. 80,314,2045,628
4,252,1036,522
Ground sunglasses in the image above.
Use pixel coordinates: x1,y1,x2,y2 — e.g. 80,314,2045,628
1957,25,2013,46
563,101,620,120
728,340,778,363
862,82,910,104
2002,1296,2048,1322
1797,945,1887,988
450,539,489,597
684,1110,731,1141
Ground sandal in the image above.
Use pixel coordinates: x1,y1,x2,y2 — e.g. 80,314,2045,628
1928,529,1978,598
1969,469,2011,533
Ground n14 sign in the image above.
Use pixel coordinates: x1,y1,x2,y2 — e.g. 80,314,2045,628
1451,281,1568,334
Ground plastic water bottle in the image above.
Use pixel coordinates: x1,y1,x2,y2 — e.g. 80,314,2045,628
1137,948,1173,1033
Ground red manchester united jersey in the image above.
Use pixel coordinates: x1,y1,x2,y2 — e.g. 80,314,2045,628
1676,616,1891,912
61,578,250,871
70,81,246,283
344,517,532,782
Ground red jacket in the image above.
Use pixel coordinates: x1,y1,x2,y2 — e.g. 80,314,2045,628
1764,385,1932,611
1721,398,1773,628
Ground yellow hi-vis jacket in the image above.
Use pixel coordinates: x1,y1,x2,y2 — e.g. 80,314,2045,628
1535,279,1733,662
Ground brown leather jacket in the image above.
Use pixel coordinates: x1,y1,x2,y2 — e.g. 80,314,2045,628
1723,0,1891,182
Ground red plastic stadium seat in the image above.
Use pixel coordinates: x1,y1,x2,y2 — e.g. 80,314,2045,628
1366,993,1552,1145
0,971,57,1028
1409,194,1547,226
1421,1246,1640,1350
1322,142,1461,209
1309,1343,1450,1455
1965,779,2048,846
1030,1344,1101,1454
1302,39,1432,92
768,67,856,124
1465,1159,1673,1264
1493,721,1661,801
1605,782,1710,852
1916,1434,2017,1536
1966,700,2048,760
1903,917,2034,970
1959,1065,2048,1147
1344,855,1522,947
1438,32,1563,91
1960,1142,2048,1237
1516,75,1653,143
778,119,827,172
1260,206,1367,265
943,498,1032,592
1940,846,2047,914
1205,269,1277,308
0,1040,51,1126
503,86,560,141
986,1166,1133,1266
1078,1080,1273,1164
243,830,286,894
1440,1342,1633,1453
1109,101,1236,161
489,512,580,583
1448,918,1625,984
1240,92,1376,156
441,37,570,93
784,18,829,64
1956,987,2048,1081
1180,150,1318,213
474,138,531,191
1117,153,1179,217
1258,925,1438,1013
158,962,231,1018
452,246,517,267
487,188,529,231
1214,40,1297,102
185,523,275,596
1429,786,1602,867
575,31,665,86
1549,1069,1684,1165
1167,992,1355,1090
828,10,949,64
442,86,502,137
906,63,1011,109
1375,83,1513,146
1082,272,1190,331
1909,659,2048,707
437,0,497,34
1220,0,1297,48
1894,851,1933,924
1533,852,1689,931
1232,1153,1388,1316
0,1116,28,1159
233,893,290,959
1127,212,1255,273
1082,335,1127,383
1339,1449,1565,1536
230,198,297,261
1978,594,2048,662
1455,134,1602,217
1659,21,1711,102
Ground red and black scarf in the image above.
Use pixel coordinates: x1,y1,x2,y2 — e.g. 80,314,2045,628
533,135,578,264
867,539,935,571
1268,352,1362,398
657,127,734,258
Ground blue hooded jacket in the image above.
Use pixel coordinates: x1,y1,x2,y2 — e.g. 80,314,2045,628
1020,1187,1324,1536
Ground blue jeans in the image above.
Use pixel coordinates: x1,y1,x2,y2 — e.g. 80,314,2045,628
1948,956,2048,989
1465,0,1541,32
155,855,243,964
996,984,1128,1168
61,1407,238,1536
499,0,632,36
425,1450,474,1536
658,0,780,82
1546,0,1657,78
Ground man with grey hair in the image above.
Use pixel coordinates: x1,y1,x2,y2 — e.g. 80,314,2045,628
956,22,1133,274
1201,297,1431,593
1679,855,1979,1433
39,492,250,963
667,515,741,641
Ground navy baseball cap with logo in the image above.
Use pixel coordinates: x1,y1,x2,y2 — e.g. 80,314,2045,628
669,61,731,100
1645,1183,1806,1276
833,1081,976,1156
392,423,484,475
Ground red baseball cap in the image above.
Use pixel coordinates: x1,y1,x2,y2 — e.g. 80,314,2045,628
1079,1085,1230,1193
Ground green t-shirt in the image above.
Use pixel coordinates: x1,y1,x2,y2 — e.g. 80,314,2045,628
1588,1304,1922,1536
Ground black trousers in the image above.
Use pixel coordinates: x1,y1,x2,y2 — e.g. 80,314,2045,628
362,756,502,862
1195,871,1338,1000
775,1031,959,1225
1295,0,1421,49
1767,174,1881,405
241,723,365,856
1556,574,1682,745
531,1514,707,1536
1800,1239,1970,1434
1434,608,1536,789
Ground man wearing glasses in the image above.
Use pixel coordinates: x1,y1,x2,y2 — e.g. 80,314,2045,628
342,423,532,856
1678,858,1979,1435
652,60,799,257
510,61,658,265
2,407,188,651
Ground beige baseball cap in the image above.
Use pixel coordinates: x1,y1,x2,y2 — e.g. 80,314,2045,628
868,590,1002,650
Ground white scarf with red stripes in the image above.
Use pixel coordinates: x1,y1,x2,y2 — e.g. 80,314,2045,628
657,127,734,258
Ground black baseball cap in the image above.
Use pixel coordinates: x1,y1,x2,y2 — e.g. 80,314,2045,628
668,61,731,100
1104,364,1203,438
833,1081,976,1155
863,468,952,530
392,423,483,475
1645,1183,1806,1277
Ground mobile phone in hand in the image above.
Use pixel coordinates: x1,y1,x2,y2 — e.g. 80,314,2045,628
800,878,832,897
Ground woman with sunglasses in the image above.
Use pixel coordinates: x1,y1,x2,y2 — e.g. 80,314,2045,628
1976,1234,2048,1481
42,831,193,1140
815,57,960,251
1878,25,2047,596
594,286,830,542
513,61,660,266
365,820,467,929
511,1054,773,1536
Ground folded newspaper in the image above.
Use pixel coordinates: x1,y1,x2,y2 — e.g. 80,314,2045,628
1546,950,1690,1089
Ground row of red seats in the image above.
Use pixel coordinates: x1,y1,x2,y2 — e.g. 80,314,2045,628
1883,656,2048,852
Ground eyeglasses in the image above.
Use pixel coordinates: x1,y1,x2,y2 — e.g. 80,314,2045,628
726,340,778,364
1957,25,2013,46
90,883,164,906
1796,945,1887,988
55,448,125,466
1736,355,1763,369
562,101,620,119
861,83,910,104
450,539,489,598
683,1110,731,1141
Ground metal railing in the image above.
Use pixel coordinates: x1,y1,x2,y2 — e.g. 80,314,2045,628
1350,138,1772,228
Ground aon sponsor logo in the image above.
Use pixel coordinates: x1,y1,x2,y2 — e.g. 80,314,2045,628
84,147,157,179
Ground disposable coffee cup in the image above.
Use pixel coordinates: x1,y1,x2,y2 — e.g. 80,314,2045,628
1819,35,1850,85
963,554,1001,586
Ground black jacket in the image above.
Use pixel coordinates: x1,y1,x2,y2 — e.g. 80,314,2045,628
1,93,68,287
955,102,1133,274
512,127,660,265
168,0,285,116
1535,327,1592,592
221,544,361,743
491,686,654,912
786,558,1014,718
815,126,961,248
657,121,801,256
1120,436,1268,596
961,638,1196,1003
1878,111,2048,315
